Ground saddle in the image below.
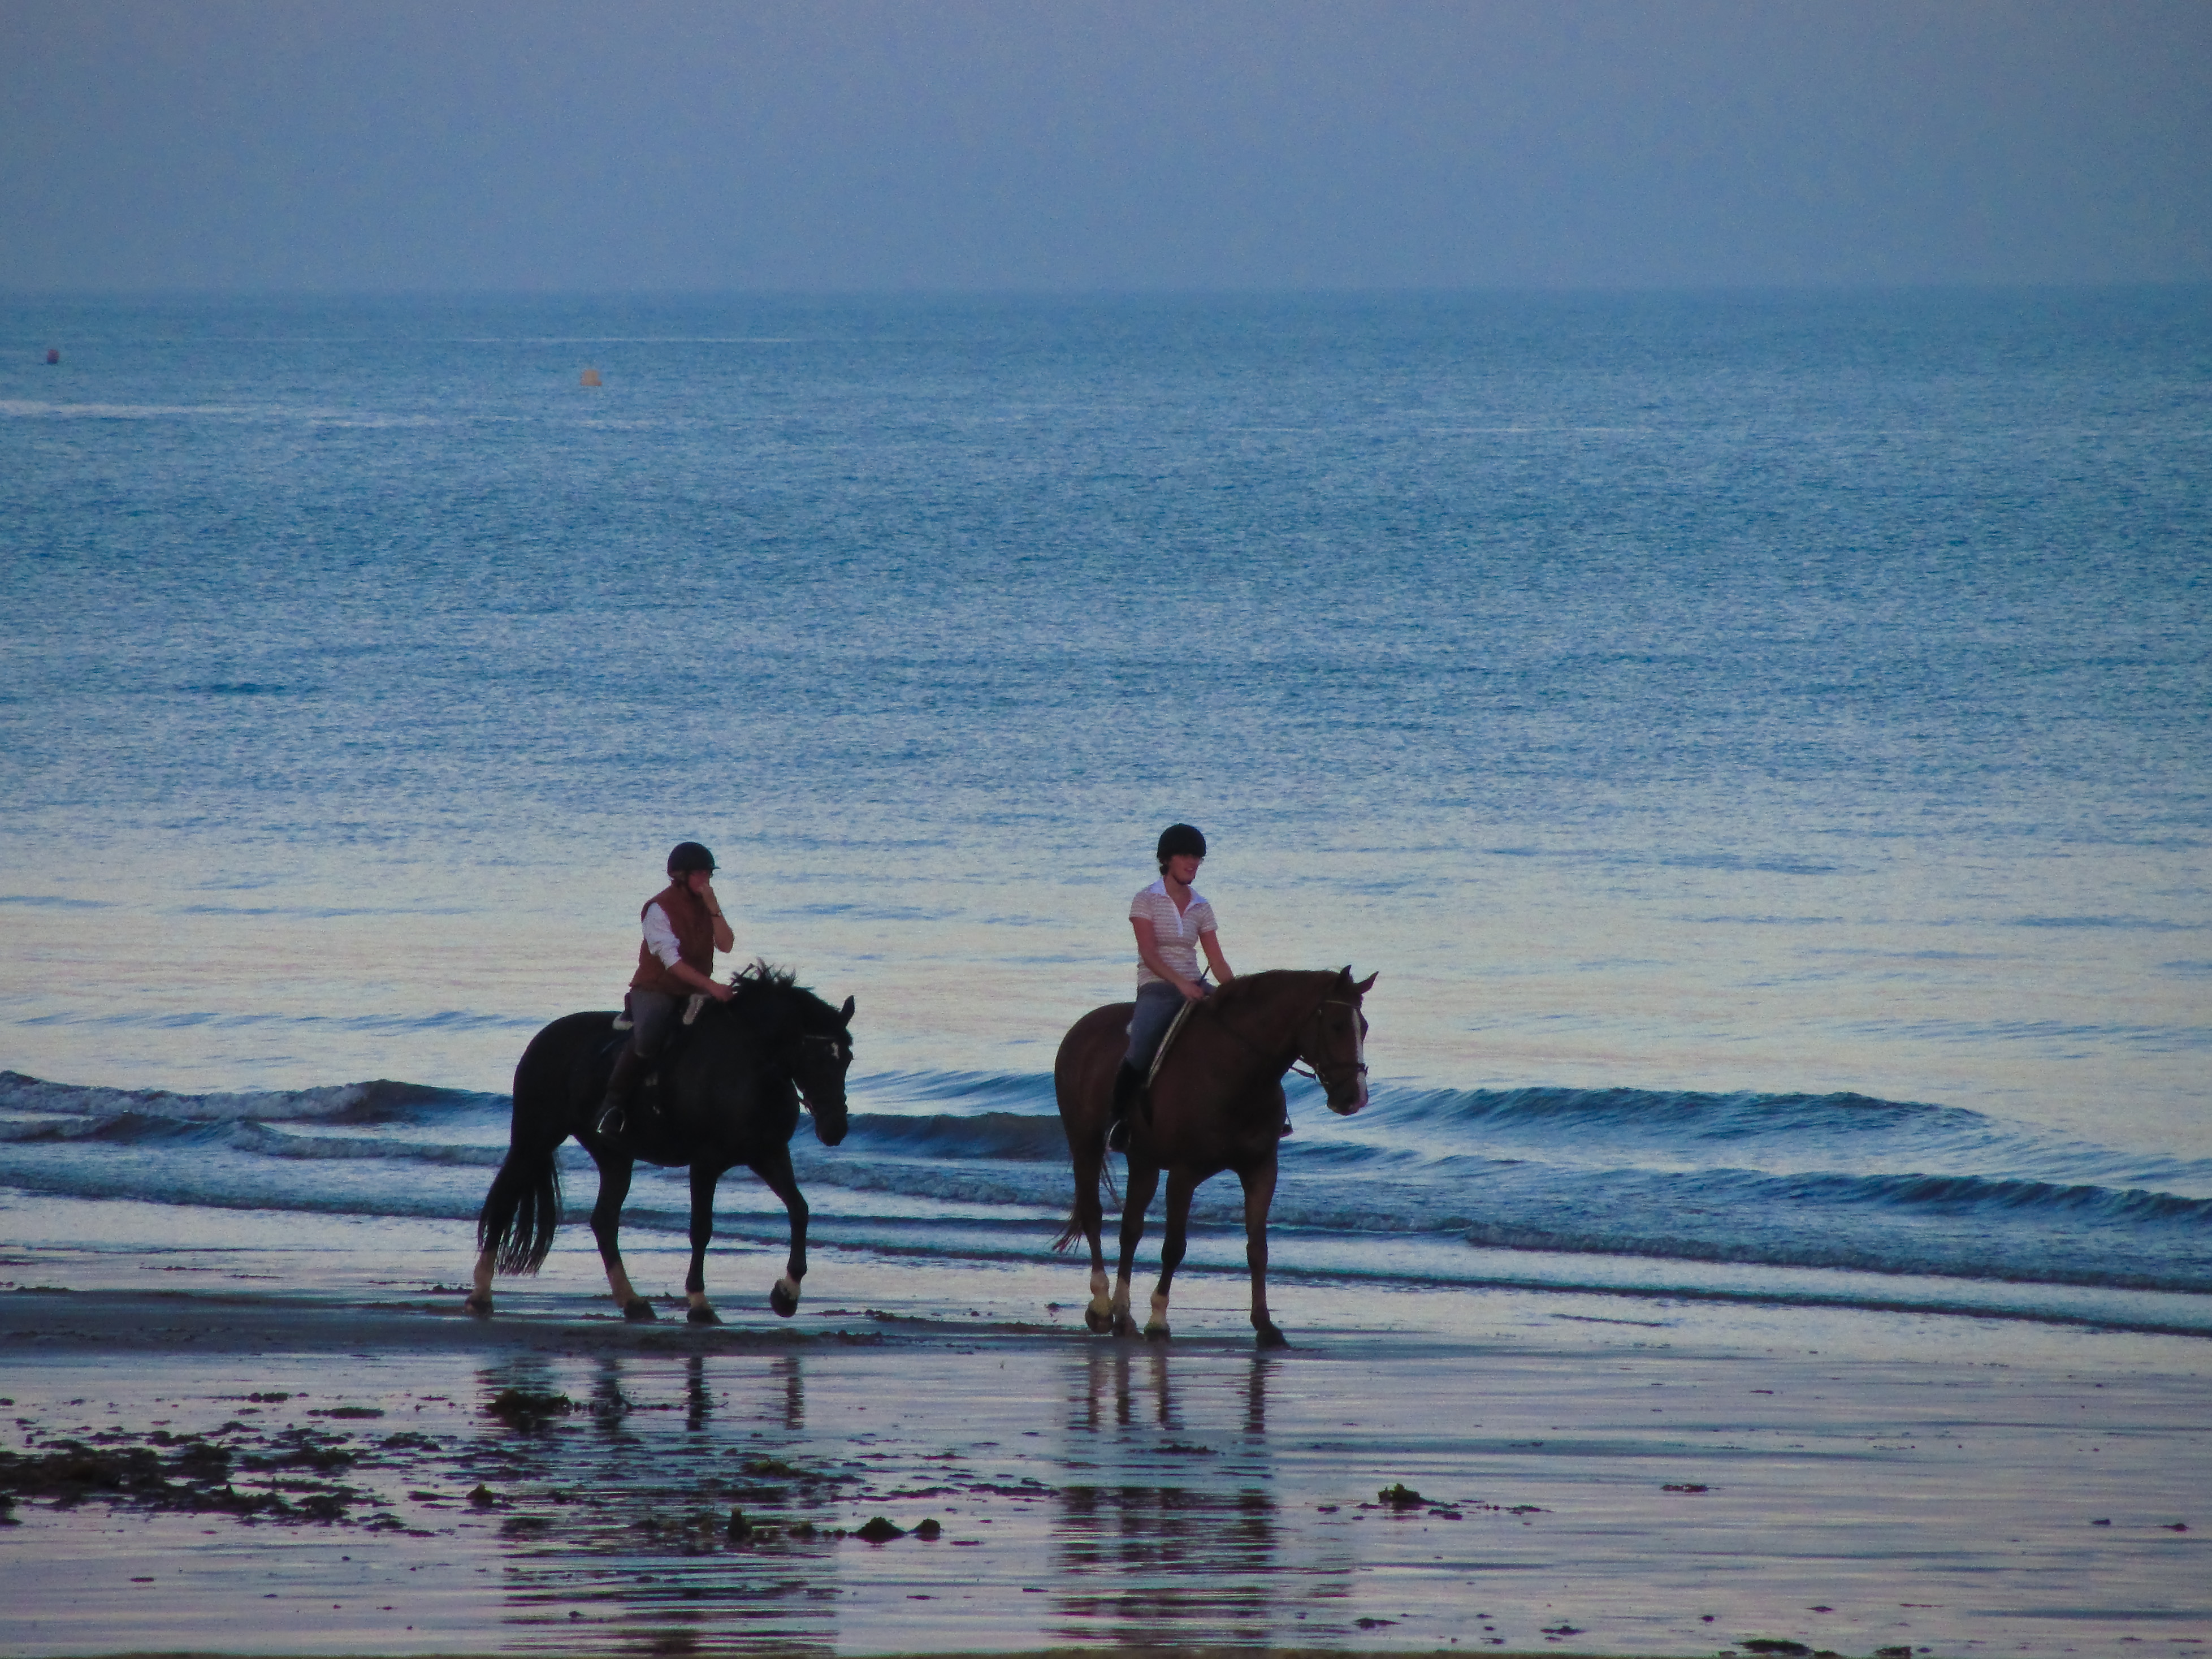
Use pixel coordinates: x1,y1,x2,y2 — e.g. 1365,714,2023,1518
606,992,712,1096
609,991,711,1035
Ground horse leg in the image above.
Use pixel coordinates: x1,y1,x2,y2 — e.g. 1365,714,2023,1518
1071,1142,1114,1333
684,1163,724,1325
1239,1156,1287,1348
468,1246,497,1316
1147,1167,1198,1341
589,1153,656,1321
1112,1161,1159,1337
748,1144,810,1318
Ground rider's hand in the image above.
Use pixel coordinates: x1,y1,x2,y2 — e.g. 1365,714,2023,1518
1179,978,1205,1001
709,981,735,1003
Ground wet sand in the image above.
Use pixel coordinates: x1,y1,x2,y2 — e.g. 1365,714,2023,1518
2,1243,2209,1658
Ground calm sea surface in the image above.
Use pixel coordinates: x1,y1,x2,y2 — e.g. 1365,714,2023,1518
3,291,2207,1332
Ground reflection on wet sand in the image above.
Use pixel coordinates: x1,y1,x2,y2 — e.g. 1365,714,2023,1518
457,1346,1346,1653
686,1351,713,1433
1051,1349,1318,1646
477,1353,842,1656
4,1305,2196,1659
773,1353,806,1431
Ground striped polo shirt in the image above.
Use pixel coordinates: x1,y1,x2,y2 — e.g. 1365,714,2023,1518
1130,878,1218,990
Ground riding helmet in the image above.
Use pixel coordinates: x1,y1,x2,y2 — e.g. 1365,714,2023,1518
1156,823,1207,862
666,841,718,876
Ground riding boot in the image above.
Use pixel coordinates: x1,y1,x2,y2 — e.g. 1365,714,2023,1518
1105,1061,1143,1153
594,1045,649,1139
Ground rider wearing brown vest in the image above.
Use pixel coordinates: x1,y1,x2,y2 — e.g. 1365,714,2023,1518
594,841,737,1138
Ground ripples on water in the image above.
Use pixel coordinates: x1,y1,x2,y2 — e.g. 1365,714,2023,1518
5,1068,2209,1333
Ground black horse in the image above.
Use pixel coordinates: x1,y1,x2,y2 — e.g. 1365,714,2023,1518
468,964,855,1325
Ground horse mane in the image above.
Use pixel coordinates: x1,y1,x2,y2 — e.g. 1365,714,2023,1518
1204,967,1334,1012
728,958,845,1029
733,958,800,993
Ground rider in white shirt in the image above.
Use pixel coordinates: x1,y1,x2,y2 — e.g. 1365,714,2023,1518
1108,822,1234,1151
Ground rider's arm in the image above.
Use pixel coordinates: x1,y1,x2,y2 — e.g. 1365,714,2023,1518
670,960,734,1001
645,904,734,1001
643,903,683,967
701,880,736,954
1200,927,1233,984
1131,917,1205,1001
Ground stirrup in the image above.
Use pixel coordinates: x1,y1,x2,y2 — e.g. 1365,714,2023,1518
1105,1115,1131,1153
594,1103,626,1138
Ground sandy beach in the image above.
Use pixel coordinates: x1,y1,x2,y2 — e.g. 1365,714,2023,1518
3,1237,2206,1659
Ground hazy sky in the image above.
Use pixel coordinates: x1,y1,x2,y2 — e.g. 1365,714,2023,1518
5,0,2207,292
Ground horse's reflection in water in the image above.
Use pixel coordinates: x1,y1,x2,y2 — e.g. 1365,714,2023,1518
1052,1351,1287,1645
676,1352,810,1435
590,1354,633,1437
475,1353,837,1654
771,1354,805,1431
685,1353,712,1434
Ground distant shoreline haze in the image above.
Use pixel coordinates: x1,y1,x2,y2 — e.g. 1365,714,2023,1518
3,2,2207,292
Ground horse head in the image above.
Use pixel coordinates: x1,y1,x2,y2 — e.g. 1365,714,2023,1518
789,991,855,1146
1301,967,1375,1114
731,965,856,1145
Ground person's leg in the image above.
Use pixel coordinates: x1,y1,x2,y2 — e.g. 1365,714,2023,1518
1108,984,1183,1151
596,992,677,1137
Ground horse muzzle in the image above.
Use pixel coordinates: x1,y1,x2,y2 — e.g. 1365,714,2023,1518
806,1098,850,1146
1323,1072,1369,1115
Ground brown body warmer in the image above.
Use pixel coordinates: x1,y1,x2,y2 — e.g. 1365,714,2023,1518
629,880,715,998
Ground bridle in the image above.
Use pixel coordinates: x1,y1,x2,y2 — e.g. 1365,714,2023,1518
791,1030,851,1112
1289,996,1369,1098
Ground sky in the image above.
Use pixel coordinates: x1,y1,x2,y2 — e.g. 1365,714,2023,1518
3,0,2209,292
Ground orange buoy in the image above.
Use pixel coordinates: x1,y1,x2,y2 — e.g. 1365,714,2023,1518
46,348,59,364
580,366,602,387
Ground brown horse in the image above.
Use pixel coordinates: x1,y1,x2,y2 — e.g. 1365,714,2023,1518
1051,966,1376,1348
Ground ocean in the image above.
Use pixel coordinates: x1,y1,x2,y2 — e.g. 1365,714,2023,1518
3,289,2207,1337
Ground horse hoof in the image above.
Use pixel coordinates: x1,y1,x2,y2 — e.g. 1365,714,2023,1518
686,1304,722,1326
1144,1322,1171,1342
769,1283,799,1319
1084,1307,1114,1334
621,1299,657,1323
1110,1312,1138,1338
464,1294,493,1320
1255,1323,1289,1350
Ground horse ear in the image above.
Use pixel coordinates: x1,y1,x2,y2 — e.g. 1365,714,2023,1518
839,995,855,1024
1354,971,1378,995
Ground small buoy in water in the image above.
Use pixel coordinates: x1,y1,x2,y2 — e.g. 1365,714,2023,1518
580,366,601,387
46,348,59,365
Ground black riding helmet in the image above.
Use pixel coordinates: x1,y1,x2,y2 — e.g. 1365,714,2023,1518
1155,823,1207,864
666,841,718,877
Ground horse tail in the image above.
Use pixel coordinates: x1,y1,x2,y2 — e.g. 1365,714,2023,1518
476,1143,563,1277
1049,1202,1083,1255
1048,1150,1119,1253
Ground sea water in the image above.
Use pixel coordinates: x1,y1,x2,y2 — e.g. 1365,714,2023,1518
2,290,2207,1333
